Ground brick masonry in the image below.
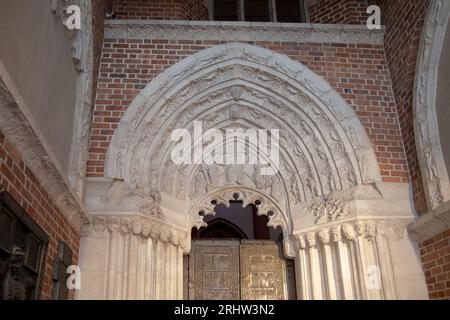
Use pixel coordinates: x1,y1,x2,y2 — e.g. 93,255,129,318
0,129,79,300
420,230,450,299
308,0,370,25
87,38,408,184
374,0,429,216
92,0,114,105
112,0,209,20
302,0,433,218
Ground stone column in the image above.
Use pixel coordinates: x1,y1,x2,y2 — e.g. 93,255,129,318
342,223,364,299
374,223,397,299
77,215,187,300
306,232,324,300
318,229,338,300
293,234,311,300
331,225,356,300
291,220,412,300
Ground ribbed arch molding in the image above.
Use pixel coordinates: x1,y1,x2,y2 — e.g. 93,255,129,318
105,43,381,253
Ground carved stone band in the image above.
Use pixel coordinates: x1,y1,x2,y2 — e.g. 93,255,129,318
105,20,385,45
82,214,188,248
293,219,411,249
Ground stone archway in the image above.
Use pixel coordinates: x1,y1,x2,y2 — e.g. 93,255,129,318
409,0,450,242
79,43,428,300
104,42,381,249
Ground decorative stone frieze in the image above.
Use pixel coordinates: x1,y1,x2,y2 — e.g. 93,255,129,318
0,77,87,232
105,20,385,45
81,214,187,248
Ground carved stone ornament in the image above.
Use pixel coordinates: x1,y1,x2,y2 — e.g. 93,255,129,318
294,219,412,250
103,43,382,244
137,188,163,217
306,188,355,224
101,180,164,217
413,0,450,209
64,0,96,201
51,0,88,71
81,215,187,248
105,20,385,45
0,77,86,232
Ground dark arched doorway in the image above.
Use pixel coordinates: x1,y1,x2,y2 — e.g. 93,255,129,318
191,201,281,240
186,200,296,300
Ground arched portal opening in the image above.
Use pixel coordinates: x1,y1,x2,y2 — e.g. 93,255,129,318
88,42,408,301
185,195,296,300
192,200,280,240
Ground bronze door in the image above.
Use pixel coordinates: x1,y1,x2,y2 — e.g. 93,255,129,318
240,240,288,300
189,240,290,300
189,240,240,300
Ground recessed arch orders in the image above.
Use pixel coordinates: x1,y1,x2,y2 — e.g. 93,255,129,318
105,43,382,256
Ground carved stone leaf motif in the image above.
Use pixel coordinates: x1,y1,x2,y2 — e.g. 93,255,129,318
189,187,288,235
138,188,163,217
83,215,187,248
308,188,355,224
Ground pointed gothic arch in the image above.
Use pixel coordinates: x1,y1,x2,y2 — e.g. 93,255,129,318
104,43,381,256
413,0,450,211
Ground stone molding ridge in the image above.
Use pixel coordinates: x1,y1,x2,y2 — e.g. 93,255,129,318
408,200,450,242
105,19,385,44
294,218,412,249
413,0,450,209
0,76,87,233
81,214,188,248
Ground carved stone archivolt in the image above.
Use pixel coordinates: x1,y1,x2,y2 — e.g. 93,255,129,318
104,43,382,240
413,0,450,209
0,77,87,232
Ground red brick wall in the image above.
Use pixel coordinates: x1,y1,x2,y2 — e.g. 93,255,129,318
420,230,450,299
92,0,114,104
375,1,450,300
87,38,408,183
0,129,80,300
112,0,209,20
374,0,429,215
308,0,369,25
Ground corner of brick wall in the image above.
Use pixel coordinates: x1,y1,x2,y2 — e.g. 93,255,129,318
420,229,450,299
0,129,80,299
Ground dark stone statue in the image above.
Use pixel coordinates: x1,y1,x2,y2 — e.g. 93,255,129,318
0,246,32,300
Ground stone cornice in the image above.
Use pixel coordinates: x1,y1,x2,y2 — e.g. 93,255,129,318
105,20,385,45
408,200,450,243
